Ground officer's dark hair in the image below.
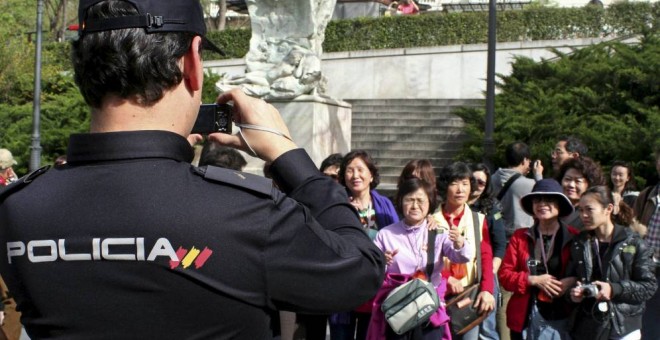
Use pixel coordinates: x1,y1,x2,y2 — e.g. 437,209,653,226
395,178,438,216
72,0,197,108
505,141,530,167
338,150,380,190
558,135,588,156
581,186,633,226
199,142,247,171
557,156,605,187
320,153,343,172
436,162,475,202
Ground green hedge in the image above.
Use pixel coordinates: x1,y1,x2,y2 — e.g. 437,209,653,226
206,2,659,59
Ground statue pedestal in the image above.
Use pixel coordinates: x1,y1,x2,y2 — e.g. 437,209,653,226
242,96,352,176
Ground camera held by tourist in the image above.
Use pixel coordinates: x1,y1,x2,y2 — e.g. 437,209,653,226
567,186,657,340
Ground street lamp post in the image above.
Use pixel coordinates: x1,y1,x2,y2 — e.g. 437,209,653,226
30,0,44,171
483,0,497,170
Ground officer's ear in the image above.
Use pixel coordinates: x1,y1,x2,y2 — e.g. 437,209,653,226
182,36,203,92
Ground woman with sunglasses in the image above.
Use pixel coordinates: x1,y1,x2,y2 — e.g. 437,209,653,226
499,179,578,340
468,163,506,340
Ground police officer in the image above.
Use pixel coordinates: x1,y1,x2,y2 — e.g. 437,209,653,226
0,0,385,338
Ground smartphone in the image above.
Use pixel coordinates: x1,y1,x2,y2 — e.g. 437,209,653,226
192,103,233,134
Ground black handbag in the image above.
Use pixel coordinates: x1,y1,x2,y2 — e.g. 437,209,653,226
444,211,490,335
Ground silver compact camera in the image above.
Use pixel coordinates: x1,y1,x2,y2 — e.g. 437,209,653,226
581,283,600,297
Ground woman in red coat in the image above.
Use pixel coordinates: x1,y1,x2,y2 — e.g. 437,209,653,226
498,179,578,340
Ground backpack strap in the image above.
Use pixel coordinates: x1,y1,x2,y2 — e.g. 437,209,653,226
497,173,522,201
472,211,482,283
426,229,437,279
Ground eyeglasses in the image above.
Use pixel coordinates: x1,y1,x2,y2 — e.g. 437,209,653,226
403,198,428,206
550,149,567,157
532,197,556,204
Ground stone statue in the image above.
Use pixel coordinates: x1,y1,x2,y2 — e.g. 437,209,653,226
217,0,336,100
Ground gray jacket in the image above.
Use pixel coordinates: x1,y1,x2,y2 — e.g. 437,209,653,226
491,168,535,238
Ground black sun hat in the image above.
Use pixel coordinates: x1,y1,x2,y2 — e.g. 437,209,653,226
520,179,574,218
78,0,225,55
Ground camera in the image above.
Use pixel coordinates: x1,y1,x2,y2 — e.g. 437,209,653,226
192,103,233,134
527,259,547,276
581,284,600,298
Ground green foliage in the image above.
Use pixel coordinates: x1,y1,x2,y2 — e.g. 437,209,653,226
202,70,224,103
2,1,658,182
0,73,87,175
206,3,659,59
454,32,660,186
205,28,251,60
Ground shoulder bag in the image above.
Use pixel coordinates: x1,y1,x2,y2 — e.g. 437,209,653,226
445,211,490,335
381,229,440,335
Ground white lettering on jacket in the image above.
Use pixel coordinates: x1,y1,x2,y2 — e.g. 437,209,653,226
6,238,177,264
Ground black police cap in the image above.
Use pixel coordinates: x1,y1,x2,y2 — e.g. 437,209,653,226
78,0,225,56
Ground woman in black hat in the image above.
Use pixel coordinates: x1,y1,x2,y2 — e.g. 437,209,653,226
498,179,579,340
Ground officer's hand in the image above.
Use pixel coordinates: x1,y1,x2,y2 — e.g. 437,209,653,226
209,89,297,162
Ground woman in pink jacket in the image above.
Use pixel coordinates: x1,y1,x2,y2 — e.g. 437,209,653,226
371,178,473,339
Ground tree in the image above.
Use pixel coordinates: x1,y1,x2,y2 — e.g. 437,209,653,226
205,0,228,31
454,31,660,187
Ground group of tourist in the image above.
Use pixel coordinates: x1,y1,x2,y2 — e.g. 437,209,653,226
3,135,657,340
293,137,658,340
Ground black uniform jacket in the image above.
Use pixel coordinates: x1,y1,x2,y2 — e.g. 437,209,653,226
0,130,385,339
567,224,657,337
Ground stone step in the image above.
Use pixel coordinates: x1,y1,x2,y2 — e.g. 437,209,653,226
353,140,464,150
355,148,457,159
349,98,473,189
352,119,465,128
351,110,462,119
351,106,465,114
351,125,466,135
376,159,455,173
352,132,466,142
346,98,483,107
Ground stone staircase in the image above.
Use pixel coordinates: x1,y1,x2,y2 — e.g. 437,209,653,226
346,98,483,196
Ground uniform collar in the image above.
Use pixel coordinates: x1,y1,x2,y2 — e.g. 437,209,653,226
67,130,195,164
